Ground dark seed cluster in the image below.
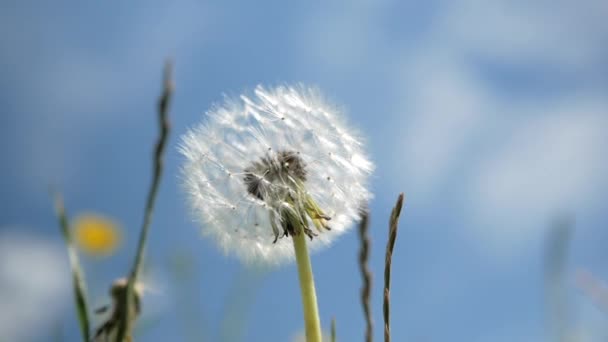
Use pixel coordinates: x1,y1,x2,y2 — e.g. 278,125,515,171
243,150,324,243
243,150,307,201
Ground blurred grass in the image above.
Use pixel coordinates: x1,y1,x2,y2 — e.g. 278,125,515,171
54,193,91,342
544,216,573,342
331,317,336,342
167,251,268,342
168,252,210,341
219,268,267,342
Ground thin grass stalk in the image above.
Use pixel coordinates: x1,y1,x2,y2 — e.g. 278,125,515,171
358,207,373,342
383,193,404,342
331,317,336,342
115,60,174,341
54,193,91,342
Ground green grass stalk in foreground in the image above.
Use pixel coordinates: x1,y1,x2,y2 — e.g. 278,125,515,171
292,232,323,342
115,60,174,342
54,193,91,342
331,317,336,342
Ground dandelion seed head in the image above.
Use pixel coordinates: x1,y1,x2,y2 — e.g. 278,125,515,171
180,84,373,265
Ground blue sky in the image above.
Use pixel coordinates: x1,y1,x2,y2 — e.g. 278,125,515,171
1,0,608,341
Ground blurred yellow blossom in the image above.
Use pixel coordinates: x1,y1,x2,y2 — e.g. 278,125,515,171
72,214,122,257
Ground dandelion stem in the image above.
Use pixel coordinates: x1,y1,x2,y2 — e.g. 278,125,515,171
292,232,322,342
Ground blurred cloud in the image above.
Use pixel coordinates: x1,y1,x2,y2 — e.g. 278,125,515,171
0,230,69,341
468,101,608,254
395,53,492,199
439,0,608,71
0,0,214,195
380,0,608,259
297,0,391,73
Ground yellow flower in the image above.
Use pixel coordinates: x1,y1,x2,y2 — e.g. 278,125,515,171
72,214,122,257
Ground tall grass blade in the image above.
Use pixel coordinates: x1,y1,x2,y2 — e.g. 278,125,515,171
54,193,91,342
383,193,404,342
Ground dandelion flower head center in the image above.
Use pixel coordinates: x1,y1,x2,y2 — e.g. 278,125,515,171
243,149,329,241
243,150,307,201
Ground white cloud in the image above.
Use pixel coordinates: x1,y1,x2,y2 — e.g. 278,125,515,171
392,53,493,198
0,230,69,341
295,0,391,73
438,0,608,69
31,0,213,119
466,100,608,255
1,0,215,197
383,0,608,258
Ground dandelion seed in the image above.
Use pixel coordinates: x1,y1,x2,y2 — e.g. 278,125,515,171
180,84,373,265
72,214,122,257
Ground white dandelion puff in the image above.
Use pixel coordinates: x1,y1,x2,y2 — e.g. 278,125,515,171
179,84,373,265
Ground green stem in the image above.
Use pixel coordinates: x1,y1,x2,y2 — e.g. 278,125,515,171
115,60,173,342
54,194,90,342
292,233,322,342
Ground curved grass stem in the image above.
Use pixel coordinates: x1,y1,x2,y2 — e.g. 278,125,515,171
54,193,91,342
115,60,173,342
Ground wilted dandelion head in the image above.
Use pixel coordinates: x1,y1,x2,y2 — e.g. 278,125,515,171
93,277,146,342
180,84,373,265
109,277,146,301
72,214,122,257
